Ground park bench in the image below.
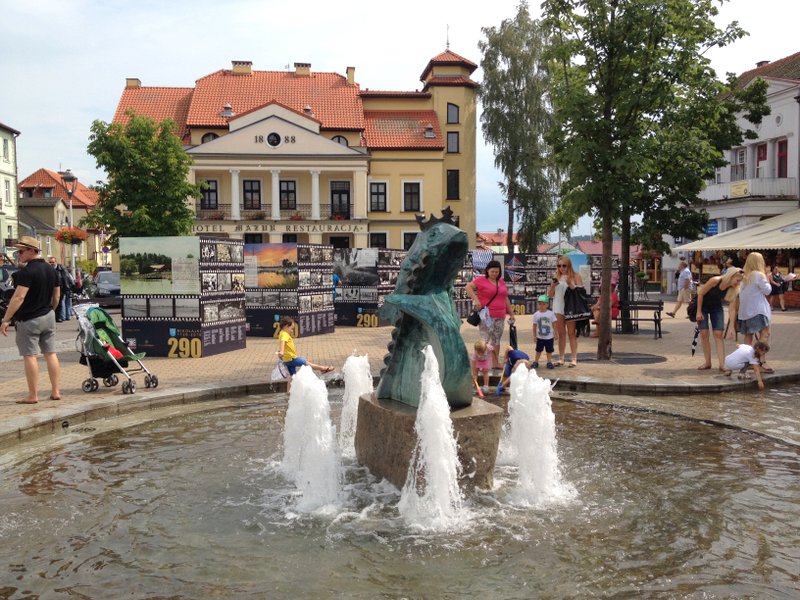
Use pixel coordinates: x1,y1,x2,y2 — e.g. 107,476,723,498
615,299,664,339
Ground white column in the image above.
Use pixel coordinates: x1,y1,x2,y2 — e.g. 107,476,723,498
310,170,321,220
229,169,241,220
271,170,281,220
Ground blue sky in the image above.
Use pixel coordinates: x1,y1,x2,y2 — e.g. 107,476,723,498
1,0,796,238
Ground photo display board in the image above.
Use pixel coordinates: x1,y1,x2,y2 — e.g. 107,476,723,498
244,243,335,338
333,248,405,327
120,236,246,358
453,251,475,318
589,254,620,297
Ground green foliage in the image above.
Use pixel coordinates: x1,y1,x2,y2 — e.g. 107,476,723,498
83,111,200,249
479,1,560,252
77,259,97,274
540,0,768,357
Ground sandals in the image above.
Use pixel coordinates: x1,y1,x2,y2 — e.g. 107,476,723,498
568,362,577,368
666,312,675,318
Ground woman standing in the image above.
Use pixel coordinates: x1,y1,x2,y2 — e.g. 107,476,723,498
466,260,515,369
548,256,583,367
696,267,743,371
768,265,787,311
738,252,773,351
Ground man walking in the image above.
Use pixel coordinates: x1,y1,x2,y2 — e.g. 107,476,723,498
48,255,73,321
1,237,62,404
667,260,694,318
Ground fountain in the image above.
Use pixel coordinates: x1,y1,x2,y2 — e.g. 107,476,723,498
356,208,504,490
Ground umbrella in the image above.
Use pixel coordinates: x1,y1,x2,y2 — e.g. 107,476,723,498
509,323,518,349
690,325,700,356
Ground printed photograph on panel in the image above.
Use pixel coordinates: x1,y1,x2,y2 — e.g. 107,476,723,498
217,272,232,292
310,247,323,264
229,243,243,263
218,300,245,320
203,302,219,322
201,273,218,292
149,297,174,318
231,273,246,293
175,298,200,319
321,247,333,263
309,271,323,286
246,290,264,306
360,288,378,303
334,248,379,286
201,241,217,262
297,245,312,263
341,287,359,301
120,236,201,295
280,291,298,307
311,294,323,310
216,243,232,263
299,294,312,312
123,297,148,318
323,292,333,308
263,290,281,306
244,243,299,289
298,271,311,287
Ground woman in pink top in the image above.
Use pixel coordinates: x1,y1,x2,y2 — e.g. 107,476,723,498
466,260,516,369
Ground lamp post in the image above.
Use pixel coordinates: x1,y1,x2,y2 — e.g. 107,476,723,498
61,169,78,276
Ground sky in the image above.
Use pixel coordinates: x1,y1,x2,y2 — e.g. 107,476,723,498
1,0,797,239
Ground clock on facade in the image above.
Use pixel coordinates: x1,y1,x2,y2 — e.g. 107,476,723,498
266,132,281,147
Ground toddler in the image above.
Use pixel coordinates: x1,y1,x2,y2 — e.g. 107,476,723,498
496,345,530,395
471,340,493,394
531,295,557,369
723,341,770,391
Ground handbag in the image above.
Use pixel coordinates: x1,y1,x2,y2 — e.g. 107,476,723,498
508,323,518,349
563,287,591,321
466,281,499,327
270,360,289,382
686,295,698,322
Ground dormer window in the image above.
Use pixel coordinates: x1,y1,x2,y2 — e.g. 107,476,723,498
220,103,235,117
423,123,436,139
332,135,348,146
202,132,219,144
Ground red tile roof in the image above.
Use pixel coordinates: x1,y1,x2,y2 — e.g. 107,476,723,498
734,51,800,89
363,111,443,149
187,69,364,130
113,87,194,142
477,232,518,245
18,168,97,208
422,75,478,91
576,240,641,256
420,50,478,81
360,90,431,98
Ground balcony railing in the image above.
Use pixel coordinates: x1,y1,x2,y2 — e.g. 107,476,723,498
195,202,354,220
699,177,798,202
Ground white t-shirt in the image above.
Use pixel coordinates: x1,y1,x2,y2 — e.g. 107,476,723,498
677,267,694,291
724,344,760,371
533,309,556,340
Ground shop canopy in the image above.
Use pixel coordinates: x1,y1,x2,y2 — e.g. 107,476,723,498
674,209,800,252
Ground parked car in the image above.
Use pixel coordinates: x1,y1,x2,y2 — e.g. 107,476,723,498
85,271,121,307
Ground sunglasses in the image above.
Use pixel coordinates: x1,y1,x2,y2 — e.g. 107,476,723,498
558,264,568,268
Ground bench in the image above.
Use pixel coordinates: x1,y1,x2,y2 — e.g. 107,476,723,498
615,300,664,339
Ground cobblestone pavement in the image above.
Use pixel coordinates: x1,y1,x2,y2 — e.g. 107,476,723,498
1,299,798,449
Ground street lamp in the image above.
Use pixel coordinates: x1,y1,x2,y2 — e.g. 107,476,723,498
61,169,78,276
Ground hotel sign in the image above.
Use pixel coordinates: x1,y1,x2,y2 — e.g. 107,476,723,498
192,222,366,234
729,181,749,198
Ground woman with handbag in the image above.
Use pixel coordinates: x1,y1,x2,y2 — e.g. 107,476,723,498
548,256,583,367
466,260,515,369
695,267,743,371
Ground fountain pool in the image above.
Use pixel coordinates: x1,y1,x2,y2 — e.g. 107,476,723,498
0,394,797,598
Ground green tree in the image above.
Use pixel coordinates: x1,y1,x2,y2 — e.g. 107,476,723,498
479,1,560,253
84,110,200,249
541,0,766,358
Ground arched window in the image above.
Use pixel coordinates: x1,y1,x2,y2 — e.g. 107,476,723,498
447,103,459,124
202,132,219,144
332,135,348,146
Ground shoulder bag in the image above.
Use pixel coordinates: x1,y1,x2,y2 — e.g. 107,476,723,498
466,280,499,327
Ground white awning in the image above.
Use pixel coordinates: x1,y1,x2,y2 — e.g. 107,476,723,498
674,209,800,251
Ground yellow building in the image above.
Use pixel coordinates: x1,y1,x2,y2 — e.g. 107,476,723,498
113,50,477,249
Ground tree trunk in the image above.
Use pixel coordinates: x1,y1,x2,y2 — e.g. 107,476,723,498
597,212,614,360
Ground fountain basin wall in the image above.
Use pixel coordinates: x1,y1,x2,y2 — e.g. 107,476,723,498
354,393,503,490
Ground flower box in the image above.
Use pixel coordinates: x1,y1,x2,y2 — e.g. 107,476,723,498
55,226,88,245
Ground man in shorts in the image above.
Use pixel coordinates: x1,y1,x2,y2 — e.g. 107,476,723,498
667,260,694,318
0,236,62,404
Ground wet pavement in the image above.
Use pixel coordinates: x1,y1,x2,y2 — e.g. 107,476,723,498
1,298,798,449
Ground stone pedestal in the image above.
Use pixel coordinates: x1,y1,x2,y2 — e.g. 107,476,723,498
354,393,504,491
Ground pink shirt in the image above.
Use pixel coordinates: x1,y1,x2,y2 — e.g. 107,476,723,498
472,276,508,318
471,350,492,370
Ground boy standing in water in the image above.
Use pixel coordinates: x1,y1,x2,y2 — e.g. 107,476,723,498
277,316,334,389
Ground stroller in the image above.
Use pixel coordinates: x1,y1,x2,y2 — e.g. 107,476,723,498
74,303,158,394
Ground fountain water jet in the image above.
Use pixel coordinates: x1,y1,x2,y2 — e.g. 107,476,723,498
280,365,340,511
398,346,464,529
338,354,373,459
506,364,574,505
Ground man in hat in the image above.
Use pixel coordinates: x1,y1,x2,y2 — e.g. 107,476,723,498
0,236,62,404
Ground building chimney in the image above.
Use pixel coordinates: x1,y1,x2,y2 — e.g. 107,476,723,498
756,60,770,68
294,62,311,77
232,60,252,75
126,78,141,88
220,103,235,118
346,66,355,85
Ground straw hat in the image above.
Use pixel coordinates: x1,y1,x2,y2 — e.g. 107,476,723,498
14,236,40,252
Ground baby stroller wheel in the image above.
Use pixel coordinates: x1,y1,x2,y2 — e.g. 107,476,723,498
150,374,158,388
91,379,99,391
82,379,95,393
103,374,119,387
144,374,152,388
122,380,136,394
